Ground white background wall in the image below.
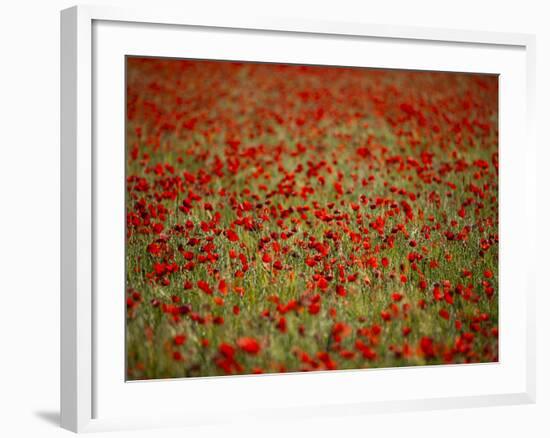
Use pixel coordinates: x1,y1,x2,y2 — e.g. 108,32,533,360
0,1,547,436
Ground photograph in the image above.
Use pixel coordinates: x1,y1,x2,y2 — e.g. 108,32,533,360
125,57,499,380
0,0,545,436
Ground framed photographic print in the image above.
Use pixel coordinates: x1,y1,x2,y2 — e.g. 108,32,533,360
61,5,536,433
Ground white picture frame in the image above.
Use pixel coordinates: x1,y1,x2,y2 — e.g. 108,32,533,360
60,4,536,433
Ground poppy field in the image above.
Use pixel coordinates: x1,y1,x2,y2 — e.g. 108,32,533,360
125,58,498,380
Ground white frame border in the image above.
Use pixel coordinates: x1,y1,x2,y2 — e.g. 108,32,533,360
60,4,536,433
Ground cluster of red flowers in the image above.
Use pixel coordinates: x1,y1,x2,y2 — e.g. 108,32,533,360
125,58,498,380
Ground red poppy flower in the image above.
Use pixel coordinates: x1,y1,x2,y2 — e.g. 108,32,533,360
174,334,186,345
225,229,239,242
197,280,212,295
236,337,261,355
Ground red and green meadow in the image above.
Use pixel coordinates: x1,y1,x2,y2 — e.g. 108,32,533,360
125,58,498,380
